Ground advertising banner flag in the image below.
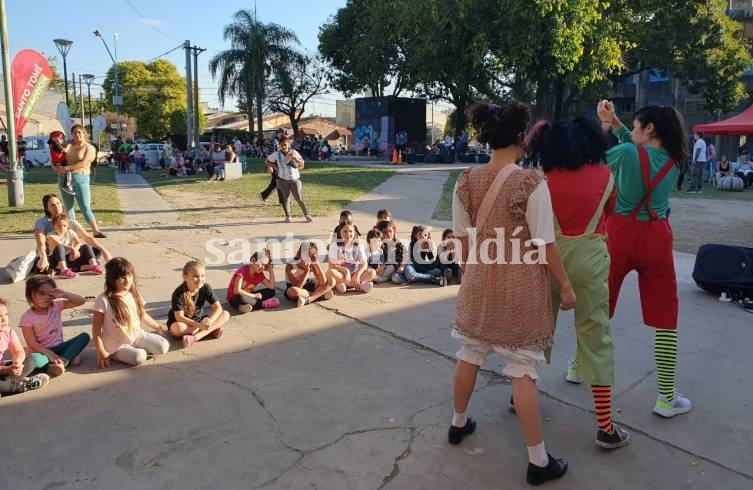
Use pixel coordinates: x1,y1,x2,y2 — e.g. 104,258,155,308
92,115,107,143
11,49,54,137
56,102,72,138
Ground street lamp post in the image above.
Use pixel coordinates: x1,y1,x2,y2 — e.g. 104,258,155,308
53,38,73,109
82,74,94,135
94,30,121,136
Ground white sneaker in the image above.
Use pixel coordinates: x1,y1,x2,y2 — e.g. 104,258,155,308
653,393,692,418
359,281,373,293
238,304,253,313
322,291,334,300
335,283,347,294
297,296,308,307
565,357,583,384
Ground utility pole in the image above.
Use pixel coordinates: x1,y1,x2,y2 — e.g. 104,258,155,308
71,72,77,121
1,0,22,206
79,74,85,126
192,45,205,148
184,40,193,149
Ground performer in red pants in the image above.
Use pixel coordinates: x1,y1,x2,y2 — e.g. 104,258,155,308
598,100,692,418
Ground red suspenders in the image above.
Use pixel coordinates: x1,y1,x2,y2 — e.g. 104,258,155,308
629,146,675,221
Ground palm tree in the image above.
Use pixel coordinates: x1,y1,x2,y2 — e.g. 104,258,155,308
209,9,300,140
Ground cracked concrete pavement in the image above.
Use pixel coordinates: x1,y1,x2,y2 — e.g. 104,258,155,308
0,164,751,489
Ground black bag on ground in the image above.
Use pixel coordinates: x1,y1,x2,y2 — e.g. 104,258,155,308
692,244,753,296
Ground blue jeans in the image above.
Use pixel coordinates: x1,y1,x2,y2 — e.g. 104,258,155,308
30,333,91,369
402,264,440,284
60,173,96,223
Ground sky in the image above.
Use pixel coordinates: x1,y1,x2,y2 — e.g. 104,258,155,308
3,0,347,116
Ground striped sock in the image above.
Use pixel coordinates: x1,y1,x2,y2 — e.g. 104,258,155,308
655,329,678,402
591,385,614,434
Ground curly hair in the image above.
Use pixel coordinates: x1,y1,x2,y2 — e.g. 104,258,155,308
469,101,530,150
525,116,609,172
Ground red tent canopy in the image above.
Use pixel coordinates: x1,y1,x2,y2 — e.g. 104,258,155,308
693,105,753,135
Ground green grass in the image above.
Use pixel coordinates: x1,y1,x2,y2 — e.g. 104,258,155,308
670,184,753,201
430,169,753,221
0,166,123,235
141,160,396,221
432,169,462,221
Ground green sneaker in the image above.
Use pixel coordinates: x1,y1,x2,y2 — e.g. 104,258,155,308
653,393,692,418
565,357,582,384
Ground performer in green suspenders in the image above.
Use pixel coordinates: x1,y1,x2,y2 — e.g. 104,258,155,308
526,117,629,449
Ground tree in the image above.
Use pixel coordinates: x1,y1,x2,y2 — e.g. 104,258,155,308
169,108,207,139
210,9,301,140
102,111,136,141
102,60,187,140
405,0,494,137
266,56,330,138
484,0,751,118
318,0,415,97
618,0,752,114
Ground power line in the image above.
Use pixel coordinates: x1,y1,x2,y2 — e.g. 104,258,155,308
123,0,180,42
146,43,185,63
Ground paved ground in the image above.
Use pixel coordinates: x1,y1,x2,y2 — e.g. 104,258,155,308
0,167,751,489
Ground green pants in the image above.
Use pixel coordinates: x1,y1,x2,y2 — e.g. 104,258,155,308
552,235,614,386
30,333,91,371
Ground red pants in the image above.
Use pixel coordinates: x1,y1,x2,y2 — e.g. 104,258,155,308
606,214,678,329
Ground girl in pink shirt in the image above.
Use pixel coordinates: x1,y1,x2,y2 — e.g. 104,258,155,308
1,297,50,396
20,276,89,378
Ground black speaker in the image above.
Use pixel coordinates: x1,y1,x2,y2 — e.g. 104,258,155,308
692,244,753,296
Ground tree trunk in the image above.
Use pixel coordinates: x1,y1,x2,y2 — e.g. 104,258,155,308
454,97,467,138
636,67,650,110
553,76,565,120
256,85,264,142
290,112,300,140
246,88,255,138
512,74,527,101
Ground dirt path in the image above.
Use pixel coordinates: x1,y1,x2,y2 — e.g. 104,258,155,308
669,197,752,253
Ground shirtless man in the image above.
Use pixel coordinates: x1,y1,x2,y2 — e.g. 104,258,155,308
52,124,106,238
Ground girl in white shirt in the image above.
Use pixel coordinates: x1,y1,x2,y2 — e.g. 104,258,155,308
92,258,169,367
328,223,376,293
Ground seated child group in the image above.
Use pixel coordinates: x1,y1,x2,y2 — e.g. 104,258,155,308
0,208,461,397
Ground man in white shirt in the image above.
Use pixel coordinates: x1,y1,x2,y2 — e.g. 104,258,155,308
687,131,707,194
265,135,314,223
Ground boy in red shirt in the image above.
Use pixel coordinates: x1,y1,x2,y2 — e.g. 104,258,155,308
49,131,74,195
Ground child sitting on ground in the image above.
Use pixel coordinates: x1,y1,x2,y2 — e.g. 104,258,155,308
0,297,50,396
329,223,377,293
375,208,398,237
399,225,446,287
19,275,90,378
46,214,104,278
376,220,407,283
438,228,461,283
227,249,280,313
92,258,170,367
168,260,230,348
366,229,395,283
285,241,336,307
332,210,362,242
49,131,74,195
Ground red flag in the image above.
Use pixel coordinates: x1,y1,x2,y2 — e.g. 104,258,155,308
11,49,54,137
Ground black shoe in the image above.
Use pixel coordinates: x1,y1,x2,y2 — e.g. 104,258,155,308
595,424,630,449
433,276,447,287
526,454,568,486
447,417,476,445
